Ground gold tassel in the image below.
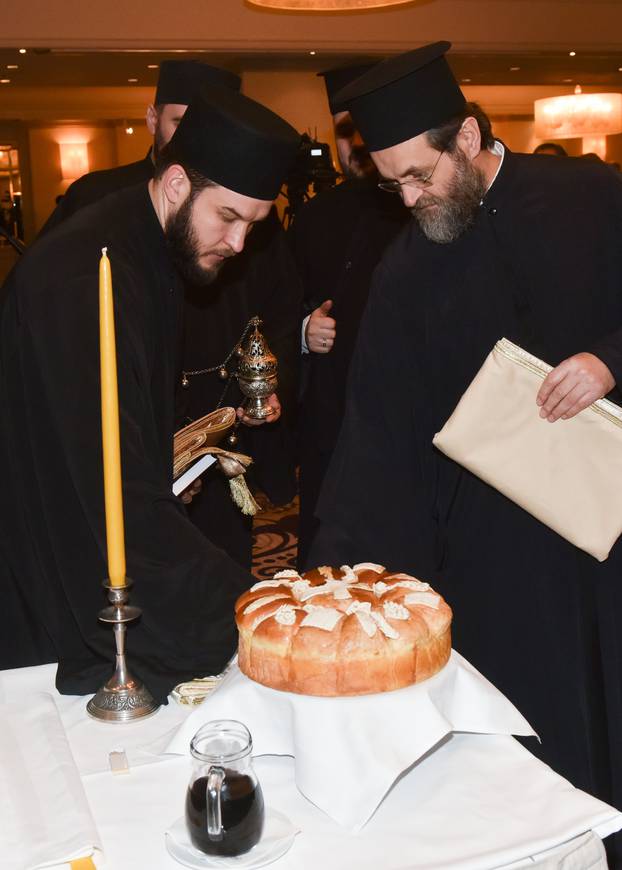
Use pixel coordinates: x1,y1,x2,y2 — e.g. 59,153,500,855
229,474,260,516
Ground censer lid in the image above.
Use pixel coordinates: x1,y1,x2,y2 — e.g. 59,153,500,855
237,318,277,377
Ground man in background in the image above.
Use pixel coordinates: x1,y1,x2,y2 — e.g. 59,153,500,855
40,60,241,232
290,61,409,566
533,142,568,156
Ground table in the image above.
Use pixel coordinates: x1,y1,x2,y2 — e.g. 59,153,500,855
1,663,619,870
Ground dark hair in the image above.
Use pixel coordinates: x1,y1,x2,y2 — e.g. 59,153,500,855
533,142,568,157
153,140,216,193
426,101,494,153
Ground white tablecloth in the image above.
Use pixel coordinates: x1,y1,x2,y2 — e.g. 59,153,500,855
0,663,620,870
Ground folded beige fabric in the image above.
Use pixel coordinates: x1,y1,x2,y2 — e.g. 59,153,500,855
433,338,622,561
173,408,236,476
173,408,259,516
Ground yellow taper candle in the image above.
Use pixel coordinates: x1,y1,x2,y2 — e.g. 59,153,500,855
99,247,126,588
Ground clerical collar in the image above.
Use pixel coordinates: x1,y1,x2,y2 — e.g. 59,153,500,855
483,140,505,199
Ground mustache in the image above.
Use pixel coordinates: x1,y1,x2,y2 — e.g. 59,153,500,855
207,247,235,260
412,193,442,214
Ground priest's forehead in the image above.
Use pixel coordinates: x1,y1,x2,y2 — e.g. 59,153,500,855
373,132,440,180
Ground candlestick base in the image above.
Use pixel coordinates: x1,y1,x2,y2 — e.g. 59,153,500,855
86,579,160,723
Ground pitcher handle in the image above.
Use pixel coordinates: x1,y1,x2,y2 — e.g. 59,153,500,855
206,766,225,839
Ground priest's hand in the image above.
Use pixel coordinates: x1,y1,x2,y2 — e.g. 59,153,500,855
537,352,615,422
306,299,336,354
237,392,281,426
179,478,202,505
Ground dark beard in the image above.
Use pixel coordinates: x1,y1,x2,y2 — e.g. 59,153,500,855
411,148,487,244
164,195,230,288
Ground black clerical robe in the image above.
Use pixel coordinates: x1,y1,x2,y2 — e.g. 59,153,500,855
309,149,622,856
290,179,408,564
0,183,252,704
39,152,154,235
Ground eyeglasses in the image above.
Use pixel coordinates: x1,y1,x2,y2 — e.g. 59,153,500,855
377,148,446,194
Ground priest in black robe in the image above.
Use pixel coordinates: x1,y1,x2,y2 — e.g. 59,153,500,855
308,42,622,864
289,61,408,565
0,84,300,705
37,60,301,570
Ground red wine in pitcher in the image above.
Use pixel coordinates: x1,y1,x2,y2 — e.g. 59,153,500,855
185,769,265,856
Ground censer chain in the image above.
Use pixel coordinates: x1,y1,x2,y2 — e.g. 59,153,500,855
181,316,258,387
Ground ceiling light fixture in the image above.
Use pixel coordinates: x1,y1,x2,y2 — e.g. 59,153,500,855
128,78,138,83
510,66,520,72
535,85,622,160
6,65,18,70
0,79,10,84
569,51,576,57
18,48,26,54
247,0,415,9
147,64,158,69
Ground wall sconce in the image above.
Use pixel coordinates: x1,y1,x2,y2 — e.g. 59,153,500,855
534,87,622,160
59,142,89,180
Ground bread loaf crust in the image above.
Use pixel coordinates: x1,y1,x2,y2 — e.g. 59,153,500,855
236,565,452,696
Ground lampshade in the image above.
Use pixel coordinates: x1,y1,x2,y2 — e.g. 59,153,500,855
534,91,622,140
247,0,414,9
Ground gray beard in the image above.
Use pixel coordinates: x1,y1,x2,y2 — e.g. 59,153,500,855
411,149,487,244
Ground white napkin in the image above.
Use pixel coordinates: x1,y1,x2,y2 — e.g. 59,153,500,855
162,651,535,829
0,693,102,870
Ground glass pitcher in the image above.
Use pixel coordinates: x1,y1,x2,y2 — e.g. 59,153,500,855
186,720,265,857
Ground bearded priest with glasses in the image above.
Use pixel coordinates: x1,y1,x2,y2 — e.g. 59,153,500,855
306,41,622,867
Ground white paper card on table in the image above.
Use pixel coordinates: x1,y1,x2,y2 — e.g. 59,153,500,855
162,651,536,830
172,454,217,496
0,692,102,869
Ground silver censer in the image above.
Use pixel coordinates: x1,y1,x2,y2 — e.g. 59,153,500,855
86,578,159,723
236,317,278,419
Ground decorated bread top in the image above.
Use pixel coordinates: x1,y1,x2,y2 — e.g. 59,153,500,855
235,563,451,643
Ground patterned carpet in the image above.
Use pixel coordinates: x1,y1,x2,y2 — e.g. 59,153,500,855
251,494,299,580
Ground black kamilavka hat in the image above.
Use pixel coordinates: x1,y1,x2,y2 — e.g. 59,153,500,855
168,83,301,201
333,42,465,152
155,60,241,105
317,61,377,115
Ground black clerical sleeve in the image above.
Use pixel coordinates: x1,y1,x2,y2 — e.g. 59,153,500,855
244,225,302,503
307,259,437,577
586,167,622,392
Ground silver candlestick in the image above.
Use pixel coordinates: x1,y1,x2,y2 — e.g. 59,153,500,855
86,579,159,723
236,317,278,419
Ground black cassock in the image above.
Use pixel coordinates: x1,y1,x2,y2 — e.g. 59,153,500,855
309,149,622,857
0,183,253,704
178,209,301,570
289,179,408,564
39,156,301,571
39,152,154,234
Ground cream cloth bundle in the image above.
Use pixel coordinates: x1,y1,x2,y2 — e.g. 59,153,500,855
433,338,622,561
